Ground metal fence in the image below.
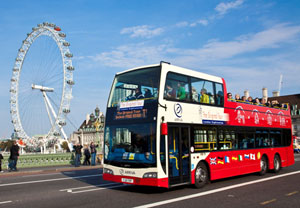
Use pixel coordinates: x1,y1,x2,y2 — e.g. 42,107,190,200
1,153,76,168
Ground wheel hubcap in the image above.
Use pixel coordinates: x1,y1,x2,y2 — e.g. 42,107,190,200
196,167,206,182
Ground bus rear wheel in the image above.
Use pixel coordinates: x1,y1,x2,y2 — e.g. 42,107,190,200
194,162,208,188
273,154,281,173
259,156,268,176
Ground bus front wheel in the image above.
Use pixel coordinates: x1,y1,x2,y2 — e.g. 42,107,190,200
194,162,208,188
259,156,268,176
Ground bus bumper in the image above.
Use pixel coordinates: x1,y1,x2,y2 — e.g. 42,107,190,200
103,173,169,188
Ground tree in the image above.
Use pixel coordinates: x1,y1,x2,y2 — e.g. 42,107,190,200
61,141,70,152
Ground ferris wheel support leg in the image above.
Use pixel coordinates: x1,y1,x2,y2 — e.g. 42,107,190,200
42,93,54,127
42,91,68,140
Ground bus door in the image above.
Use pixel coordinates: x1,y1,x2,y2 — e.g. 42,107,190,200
168,126,190,186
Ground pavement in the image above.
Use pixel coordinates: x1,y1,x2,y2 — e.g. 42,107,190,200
0,164,102,177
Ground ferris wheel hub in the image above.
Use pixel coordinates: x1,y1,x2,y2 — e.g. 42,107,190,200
31,84,54,92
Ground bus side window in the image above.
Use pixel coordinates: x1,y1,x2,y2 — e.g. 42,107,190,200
165,72,189,101
215,83,224,106
191,78,215,105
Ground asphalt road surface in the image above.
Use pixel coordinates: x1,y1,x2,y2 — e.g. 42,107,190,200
1,154,300,208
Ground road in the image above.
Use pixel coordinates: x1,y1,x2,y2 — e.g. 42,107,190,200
0,154,300,208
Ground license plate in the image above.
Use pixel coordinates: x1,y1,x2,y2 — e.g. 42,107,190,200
121,178,134,183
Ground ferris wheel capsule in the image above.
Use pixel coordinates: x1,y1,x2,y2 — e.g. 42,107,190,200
67,80,74,85
63,42,70,46
59,32,66,37
67,66,74,71
63,108,70,113
54,26,61,31
65,52,73,58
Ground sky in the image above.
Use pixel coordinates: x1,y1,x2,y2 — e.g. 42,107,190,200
1,0,300,139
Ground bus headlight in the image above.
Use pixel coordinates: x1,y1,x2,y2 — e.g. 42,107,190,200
104,168,114,175
143,172,157,178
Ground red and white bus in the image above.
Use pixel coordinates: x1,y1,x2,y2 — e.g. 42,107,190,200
103,62,294,188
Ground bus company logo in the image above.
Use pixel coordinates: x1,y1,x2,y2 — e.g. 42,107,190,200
174,103,182,118
119,169,124,175
120,169,136,175
234,106,245,124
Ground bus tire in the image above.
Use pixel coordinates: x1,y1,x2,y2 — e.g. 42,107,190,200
273,154,281,173
194,162,208,188
259,156,268,176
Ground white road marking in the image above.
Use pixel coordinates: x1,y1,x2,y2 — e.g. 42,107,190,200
133,170,300,208
0,174,102,187
59,182,117,191
22,173,62,177
0,201,12,205
70,184,127,194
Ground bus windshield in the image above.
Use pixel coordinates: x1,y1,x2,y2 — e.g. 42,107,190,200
108,66,161,107
104,123,156,168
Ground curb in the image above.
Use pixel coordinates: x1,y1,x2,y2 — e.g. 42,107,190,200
0,165,102,178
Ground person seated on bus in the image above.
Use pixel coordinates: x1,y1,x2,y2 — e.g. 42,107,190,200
261,98,270,107
200,88,209,103
165,82,176,99
176,82,186,100
241,96,247,102
133,87,144,100
216,91,224,105
191,87,198,102
247,96,253,103
235,94,241,101
253,97,261,105
144,88,153,98
207,92,215,104
227,92,233,100
271,100,281,108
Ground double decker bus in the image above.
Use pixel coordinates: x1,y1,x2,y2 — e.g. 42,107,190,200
103,62,294,188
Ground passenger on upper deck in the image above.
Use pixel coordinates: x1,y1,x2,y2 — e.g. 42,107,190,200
247,96,253,103
253,97,261,105
200,88,209,103
271,100,281,108
235,94,241,101
261,98,270,107
134,88,144,100
144,88,153,98
227,92,233,100
192,87,198,102
216,91,224,105
165,82,176,99
241,96,247,102
176,82,186,100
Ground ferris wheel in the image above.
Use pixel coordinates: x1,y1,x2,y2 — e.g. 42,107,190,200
9,22,74,144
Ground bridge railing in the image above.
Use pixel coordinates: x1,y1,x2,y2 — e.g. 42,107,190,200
1,153,77,168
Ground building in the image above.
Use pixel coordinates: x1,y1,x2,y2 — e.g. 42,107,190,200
268,94,300,137
70,107,105,155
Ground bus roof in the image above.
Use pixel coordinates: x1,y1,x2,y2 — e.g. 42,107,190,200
116,64,161,75
116,62,223,83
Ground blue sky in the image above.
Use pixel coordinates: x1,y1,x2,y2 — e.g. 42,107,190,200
1,0,300,138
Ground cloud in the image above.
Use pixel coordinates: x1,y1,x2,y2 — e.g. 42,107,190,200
176,19,208,28
84,23,300,71
120,25,164,38
88,43,170,68
174,24,300,63
215,0,244,15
